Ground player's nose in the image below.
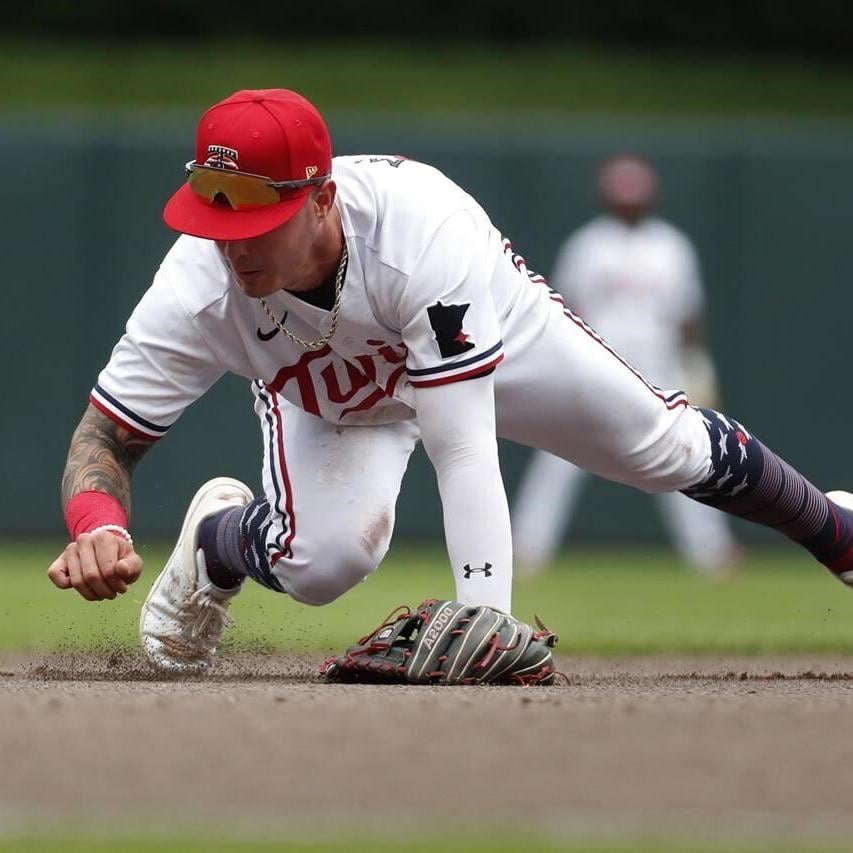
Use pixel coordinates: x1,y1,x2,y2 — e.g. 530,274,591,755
217,239,249,262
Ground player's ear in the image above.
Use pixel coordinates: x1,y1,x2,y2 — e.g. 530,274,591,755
313,180,337,220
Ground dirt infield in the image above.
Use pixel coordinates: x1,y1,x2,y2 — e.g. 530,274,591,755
3,652,853,844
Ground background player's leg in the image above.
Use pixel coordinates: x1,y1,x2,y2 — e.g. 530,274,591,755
511,451,586,575
656,491,742,577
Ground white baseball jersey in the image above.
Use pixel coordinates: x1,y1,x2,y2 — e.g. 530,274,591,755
92,156,520,437
550,215,703,388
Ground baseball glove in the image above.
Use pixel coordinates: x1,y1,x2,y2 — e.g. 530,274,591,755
319,599,559,686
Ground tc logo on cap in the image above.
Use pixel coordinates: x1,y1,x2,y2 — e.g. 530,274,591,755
204,145,239,171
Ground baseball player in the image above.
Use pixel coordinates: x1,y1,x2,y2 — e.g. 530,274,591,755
512,155,742,577
46,89,853,676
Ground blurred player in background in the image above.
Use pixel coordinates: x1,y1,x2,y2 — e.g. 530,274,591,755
512,155,742,577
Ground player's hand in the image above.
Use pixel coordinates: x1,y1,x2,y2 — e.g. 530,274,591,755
47,531,144,601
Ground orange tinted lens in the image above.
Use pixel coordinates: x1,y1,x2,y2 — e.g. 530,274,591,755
187,169,281,209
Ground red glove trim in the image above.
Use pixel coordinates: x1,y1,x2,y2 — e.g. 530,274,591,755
65,491,128,540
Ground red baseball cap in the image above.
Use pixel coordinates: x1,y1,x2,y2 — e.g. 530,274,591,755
163,88,332,241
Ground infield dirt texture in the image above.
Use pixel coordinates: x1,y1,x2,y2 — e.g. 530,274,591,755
3,651,853,848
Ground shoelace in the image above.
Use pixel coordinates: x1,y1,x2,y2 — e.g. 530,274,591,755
184,584,236,639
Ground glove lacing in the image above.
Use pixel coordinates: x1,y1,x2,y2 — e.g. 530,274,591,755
355,604,411,645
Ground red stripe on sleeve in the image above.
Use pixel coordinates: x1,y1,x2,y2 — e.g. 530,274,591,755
88,394,162,442
410,354,504,388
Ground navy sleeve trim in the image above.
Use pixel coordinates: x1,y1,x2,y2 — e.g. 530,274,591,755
407,340,503,377
92,384,169,433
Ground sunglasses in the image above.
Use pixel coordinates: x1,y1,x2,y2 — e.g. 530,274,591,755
185,161,330,210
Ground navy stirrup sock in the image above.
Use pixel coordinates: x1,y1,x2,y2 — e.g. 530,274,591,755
199,496,285,593
197,506,249,589
683,408,853,584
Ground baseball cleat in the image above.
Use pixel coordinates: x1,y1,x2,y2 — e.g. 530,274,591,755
825,491,853,587
140,477,254,674
826,490,853,510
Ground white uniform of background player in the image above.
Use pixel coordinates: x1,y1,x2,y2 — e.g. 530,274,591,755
512,155,741,576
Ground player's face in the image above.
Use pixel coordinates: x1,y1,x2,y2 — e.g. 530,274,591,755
216,184,338,298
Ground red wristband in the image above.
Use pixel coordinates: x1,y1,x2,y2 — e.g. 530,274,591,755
65,491,129,540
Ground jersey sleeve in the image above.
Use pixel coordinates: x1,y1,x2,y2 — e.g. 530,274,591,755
397,211,504,388
90,267,225,440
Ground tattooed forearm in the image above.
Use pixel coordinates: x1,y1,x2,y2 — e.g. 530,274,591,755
61,404,154,516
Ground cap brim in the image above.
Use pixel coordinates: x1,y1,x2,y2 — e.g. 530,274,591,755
163,183,311,241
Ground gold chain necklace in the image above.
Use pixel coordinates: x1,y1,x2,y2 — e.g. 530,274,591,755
259,244,348,350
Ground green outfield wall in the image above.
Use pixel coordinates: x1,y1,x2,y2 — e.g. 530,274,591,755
5,113,853,545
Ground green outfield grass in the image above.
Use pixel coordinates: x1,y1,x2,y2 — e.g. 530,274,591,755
3,39,853,119
3,540,852,655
